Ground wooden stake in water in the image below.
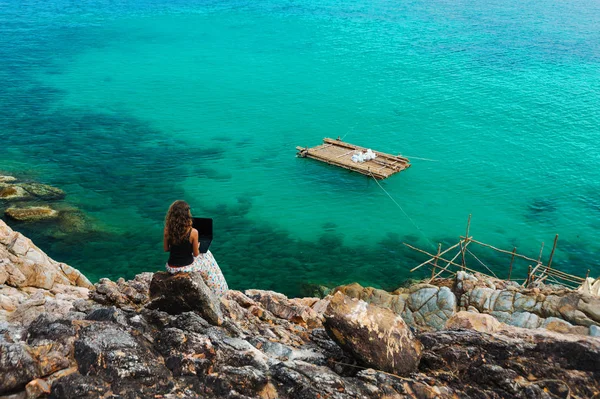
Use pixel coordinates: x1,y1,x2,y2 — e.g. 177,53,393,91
546,234,559,272
508,247,516,281
431,243,442,280
461,214,472,271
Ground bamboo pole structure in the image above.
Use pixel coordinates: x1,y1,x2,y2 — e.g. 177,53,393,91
431,243,442,280
544,269,586,284
404,243,481,275
508,247,516,281
405,220,586,291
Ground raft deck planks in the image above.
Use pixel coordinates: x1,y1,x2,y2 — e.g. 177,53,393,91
296,138,411,179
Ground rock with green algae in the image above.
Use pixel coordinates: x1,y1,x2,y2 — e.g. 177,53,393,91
5,206,59,221
0,184,31,200
0,177,65,202
17,183,65,200
0,175,17,183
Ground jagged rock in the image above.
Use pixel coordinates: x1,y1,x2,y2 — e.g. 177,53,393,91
0,220,92,290
5,206,59,222
323,292,422,376
74,322,172,393
5,287,88,328
147,272,223,325
419,327,600,398
85,306,128,325
0,341,37,394
245,289,324,328
89,273,152,310
48,373,110,399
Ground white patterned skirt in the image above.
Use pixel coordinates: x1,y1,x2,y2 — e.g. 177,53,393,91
166,250,228,297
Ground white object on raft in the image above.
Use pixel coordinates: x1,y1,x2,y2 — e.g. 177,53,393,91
578,277,600,297
351,149,377,163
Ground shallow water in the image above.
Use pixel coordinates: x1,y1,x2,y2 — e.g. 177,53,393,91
1,0,599,296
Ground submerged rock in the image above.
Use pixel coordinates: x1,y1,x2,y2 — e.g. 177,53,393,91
0,182,65,202
18,183,65,201
148,271,223,325
0,175,17,183
323,292,422,376
0,185,31,201
5,206,59,221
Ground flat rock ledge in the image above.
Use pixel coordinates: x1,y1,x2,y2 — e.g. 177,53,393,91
0,222,599,399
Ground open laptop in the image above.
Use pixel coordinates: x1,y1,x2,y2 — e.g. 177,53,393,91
192,217,213,253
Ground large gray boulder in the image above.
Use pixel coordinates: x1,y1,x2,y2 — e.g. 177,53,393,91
323,292,422,376
147,271,223,326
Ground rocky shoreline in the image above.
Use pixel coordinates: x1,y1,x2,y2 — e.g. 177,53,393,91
1,219,599,398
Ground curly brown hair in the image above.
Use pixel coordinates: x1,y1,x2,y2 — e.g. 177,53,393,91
165,200,193,245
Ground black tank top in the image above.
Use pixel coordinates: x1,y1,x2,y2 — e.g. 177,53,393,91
167,231,194,267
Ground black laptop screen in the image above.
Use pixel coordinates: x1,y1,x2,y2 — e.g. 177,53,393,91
192,217,213,253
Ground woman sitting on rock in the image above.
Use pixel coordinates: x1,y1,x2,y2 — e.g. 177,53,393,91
163,200,228,297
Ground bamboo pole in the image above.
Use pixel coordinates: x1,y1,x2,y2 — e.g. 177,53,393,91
508,247,516,281
460,215,472,271
537,242,545,262
546,234,559,272
544,267,585,280
544,270,586,284
460,239,466,271
409,241,463,272
467,238,540,263
465,214,472,242
431,243,442,280
585,269,590,280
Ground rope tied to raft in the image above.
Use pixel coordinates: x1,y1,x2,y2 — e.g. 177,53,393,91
369,172,437,251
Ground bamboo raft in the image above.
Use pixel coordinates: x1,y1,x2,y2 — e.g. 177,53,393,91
296,138,411,179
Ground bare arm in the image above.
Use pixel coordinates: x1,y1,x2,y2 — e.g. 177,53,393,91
163,227,170,252
191,228,200,257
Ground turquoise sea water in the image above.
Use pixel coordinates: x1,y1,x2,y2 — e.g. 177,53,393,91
1,0,599,296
